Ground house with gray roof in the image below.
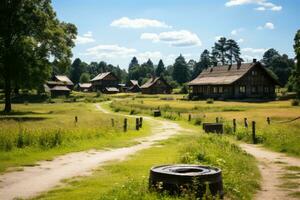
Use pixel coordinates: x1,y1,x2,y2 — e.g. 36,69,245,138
188,59,280,99
90,72,119,93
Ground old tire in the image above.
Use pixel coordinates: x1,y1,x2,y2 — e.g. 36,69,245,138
149,164,223,198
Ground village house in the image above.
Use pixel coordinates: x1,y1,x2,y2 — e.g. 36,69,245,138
140,76,172,94
188,59,280,99
78,83,92,92
52,75,74,89
127,80,140,93
90,72,119,93
44,84,70,97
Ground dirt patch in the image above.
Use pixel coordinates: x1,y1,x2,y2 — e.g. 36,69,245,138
240,143,300,200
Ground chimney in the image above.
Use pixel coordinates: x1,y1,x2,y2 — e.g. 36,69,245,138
237,61,241,69
253,58,257,63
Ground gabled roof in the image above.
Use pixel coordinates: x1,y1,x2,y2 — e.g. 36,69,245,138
91,72,118,82
50,86,70,91
55,75,73,85
140,76,171,89
78,83,92,88
130,80,139,86
188,62,280,86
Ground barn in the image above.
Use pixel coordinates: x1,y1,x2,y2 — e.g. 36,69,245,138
188,59,280,99
90,72,119,93
140,76,172,94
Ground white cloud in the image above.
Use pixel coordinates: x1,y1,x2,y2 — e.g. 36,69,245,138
225,0,282,11
137,51,162,62
231,28,244,35
83,44,137,59
141,30,201,47
110,17,171,29
75,31,95,45
237,38,244,43
257,22,275,30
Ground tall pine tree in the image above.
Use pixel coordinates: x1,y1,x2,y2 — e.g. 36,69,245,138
155,59,165,76
172,54,190,84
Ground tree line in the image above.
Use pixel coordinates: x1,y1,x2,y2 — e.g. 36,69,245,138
0,0,299,112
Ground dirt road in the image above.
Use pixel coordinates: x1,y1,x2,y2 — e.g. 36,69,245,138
0,104,184,200
240,144,300,200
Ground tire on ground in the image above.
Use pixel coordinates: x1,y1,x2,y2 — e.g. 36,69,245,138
149,164,224,198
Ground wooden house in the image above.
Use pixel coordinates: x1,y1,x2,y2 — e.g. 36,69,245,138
127,80,140,93
49,85,70,97
52,75,74,89
188,59,280,99
140,76,172,94
78,83,92,92
90,72,119,93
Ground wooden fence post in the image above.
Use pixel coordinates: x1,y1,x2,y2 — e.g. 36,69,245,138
267,117,271,125
111,118,114,127
139,117,143,128
252,121,256,144
244,118,248,128
123,118,127,132
188,114,191,121
216,117,219,123
75,116,78,123
136,118,140,131
233,119,236,133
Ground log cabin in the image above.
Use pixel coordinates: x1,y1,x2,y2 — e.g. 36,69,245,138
188,59,280,99
90,72,119,93
140,76,172,94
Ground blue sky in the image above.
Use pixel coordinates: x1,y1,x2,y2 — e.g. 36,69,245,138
52,0,300,69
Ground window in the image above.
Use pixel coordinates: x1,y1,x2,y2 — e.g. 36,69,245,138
218,86,223,93
264,86,269,93
251,86,258,94
239,86,246,94
213,87,218,94
251,70,258,76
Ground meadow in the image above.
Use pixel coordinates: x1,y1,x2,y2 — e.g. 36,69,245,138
110,95,300,157
0,101,150,172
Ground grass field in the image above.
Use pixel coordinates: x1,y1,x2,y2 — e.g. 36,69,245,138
110,95,300,157
0,102,151,173
33,133,259,200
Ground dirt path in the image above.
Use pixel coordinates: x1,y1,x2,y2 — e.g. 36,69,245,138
0,104,184,200
240,143,300,200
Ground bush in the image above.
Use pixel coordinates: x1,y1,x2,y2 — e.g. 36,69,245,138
291,99,299,106
206,98,214,104
193,117,202,126
180,84,189,94
129,109,138,115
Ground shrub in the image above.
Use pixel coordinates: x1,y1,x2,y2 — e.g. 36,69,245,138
206,98,214,104
194,117,202,125
129,109,138,115
291,99,299,106
96,91,102,97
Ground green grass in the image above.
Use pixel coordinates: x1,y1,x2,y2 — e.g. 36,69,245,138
33,134,260,200
0,102,151,173
109,96,300,157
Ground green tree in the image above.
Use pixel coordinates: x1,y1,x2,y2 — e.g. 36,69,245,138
213,37,228,65
79,73,90,83
225,39,243,65
0,0,77,112
192,49,211,79
155,59,165,76
288,30,300,98
172,54,190,84
262,49,294,86
70,58,86,84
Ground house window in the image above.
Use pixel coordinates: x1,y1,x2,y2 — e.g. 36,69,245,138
213,87,218,94
218,86,223,93
264,86,269,93
251,70,258,76
239,86,246,94
251,86,258,94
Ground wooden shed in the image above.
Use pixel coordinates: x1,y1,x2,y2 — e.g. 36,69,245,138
140,76,172,94
52,75,74,89
50,86,70,97
188,59,280,99
127,80,140,93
